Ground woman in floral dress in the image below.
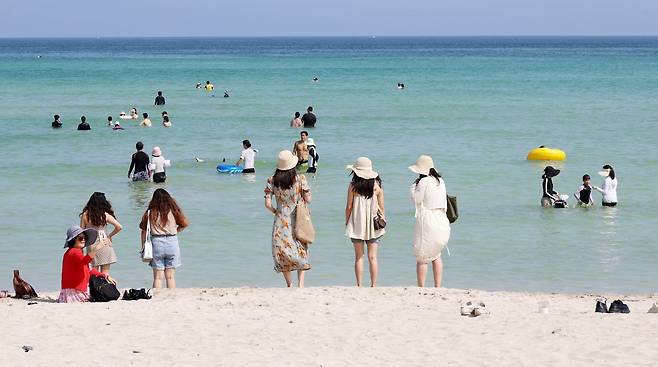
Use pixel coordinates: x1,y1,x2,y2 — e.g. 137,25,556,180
264,150,312,287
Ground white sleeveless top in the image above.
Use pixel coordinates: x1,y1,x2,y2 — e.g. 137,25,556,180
345,191,385,241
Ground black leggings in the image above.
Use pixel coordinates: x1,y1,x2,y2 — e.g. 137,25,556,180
602,202,617,207
153,172,166,183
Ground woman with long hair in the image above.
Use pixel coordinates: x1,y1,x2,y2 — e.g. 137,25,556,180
345,157,385,287
593,164,618,207
409,155,451,287
80,192,123,274
140,188,189,288
264,150,312,287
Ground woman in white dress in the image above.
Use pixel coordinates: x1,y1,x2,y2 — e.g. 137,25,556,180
409,155,451,287
593,164,618,207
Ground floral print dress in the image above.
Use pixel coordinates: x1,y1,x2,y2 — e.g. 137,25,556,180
265,175,311,273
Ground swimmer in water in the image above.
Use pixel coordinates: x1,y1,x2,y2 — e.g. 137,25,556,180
397,82,405,90
113,121,124,130
52,114,63,128
130,108,138,119
140,113,152,127
205,81,214,91
163,115,172,128
196,82,202,89
312,77,319,82
107,116,113,127
224,90,229,98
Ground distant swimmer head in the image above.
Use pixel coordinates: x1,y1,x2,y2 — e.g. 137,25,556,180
313,77,319,82
114,121,121,127
206,81,211,84
161,111,168,116
543,166,560,178
295,111,300,118
143,113,148,118
54,114,60,120
107,116,113,122
131,108,137,114
307,106,313,112
120,111,126,116
136,141,144,150
163,116,170,122
80,116,86,122
242,139,251,149
157,91,163,96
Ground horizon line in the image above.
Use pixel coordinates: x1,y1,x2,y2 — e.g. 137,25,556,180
2,35,658,40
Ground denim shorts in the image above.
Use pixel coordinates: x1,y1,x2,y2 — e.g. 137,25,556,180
150,235,181,270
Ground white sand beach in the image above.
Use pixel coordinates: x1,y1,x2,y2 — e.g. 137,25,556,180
2,287,657,366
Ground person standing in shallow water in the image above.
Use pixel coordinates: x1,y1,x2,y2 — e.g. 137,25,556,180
52,114,62,128
80,192,123,275
154,91,165,106
301,106,316,128
593,164,618,207
409,155,450,287
345,157,385,287
264,150,312,288
77,116,90,130
140,188,189,289
128,141,150,181
290,112,302,128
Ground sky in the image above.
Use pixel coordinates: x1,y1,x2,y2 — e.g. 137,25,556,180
2,0,658,37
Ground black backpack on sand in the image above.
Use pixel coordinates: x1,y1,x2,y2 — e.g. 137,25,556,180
89,275,120,302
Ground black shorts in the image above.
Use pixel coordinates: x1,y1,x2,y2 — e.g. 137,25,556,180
602,202,617,207
306,167,317,173
242,168,255,174
153,172,166,183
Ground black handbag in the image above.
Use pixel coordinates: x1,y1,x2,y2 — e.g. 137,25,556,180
446,195,458,223
373,211,387,230
89,275,120,302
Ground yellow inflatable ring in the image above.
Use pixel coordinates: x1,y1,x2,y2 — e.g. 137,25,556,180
527,146,566,161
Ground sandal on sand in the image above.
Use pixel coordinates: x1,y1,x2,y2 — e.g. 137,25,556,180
460,301,475,316
608,300,630,314
472,302,489,317
595,297,608,313
648,302,658,314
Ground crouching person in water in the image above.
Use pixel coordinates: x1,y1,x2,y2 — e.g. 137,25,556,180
59,226,116,303
541,166,567,208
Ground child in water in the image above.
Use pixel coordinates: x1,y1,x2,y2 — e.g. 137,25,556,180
573,174,594,206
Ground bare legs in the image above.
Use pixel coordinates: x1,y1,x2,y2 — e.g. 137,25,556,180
152,268,176,288
282,270,306,288
353,241,379,287
416,258,443,287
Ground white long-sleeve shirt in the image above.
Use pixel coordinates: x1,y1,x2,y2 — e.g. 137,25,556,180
594,177,618,204
410,177,447,210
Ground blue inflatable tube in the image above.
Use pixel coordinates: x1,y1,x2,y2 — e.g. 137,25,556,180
217,164,243,174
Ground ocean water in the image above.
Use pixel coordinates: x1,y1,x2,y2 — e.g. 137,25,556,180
1,37,657,293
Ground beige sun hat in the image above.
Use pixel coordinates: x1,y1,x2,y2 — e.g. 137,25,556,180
409,155,435,175
347,157,378,179
152,146,162,157
277,150,298,170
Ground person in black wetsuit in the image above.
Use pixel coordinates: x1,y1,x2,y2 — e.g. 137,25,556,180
155,91,165,106
52,114,62,128
573,174,594,206
128,141,150,181
541,166,566,208
302,106,316,128
77,116,90,131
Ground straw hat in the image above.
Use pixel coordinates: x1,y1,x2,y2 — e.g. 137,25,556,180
152,146,162,157
347,157,378,179
409,155,435,175
277,150,298,170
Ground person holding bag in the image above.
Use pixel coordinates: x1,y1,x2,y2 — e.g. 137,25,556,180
264,150,312,288
345,157,385,287
139,189,189,289
409,155,451,287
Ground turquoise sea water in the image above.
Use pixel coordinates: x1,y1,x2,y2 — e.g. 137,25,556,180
1,37,657,293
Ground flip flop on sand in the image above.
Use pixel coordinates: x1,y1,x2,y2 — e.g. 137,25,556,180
460,301,475,316
647,302,658,313
472,302,489,317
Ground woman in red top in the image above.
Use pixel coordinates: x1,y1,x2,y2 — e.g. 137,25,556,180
59,226,116,303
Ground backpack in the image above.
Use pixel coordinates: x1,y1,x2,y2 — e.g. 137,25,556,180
89,275,120,302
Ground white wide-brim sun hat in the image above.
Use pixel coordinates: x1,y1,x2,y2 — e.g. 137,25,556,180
277,150,298,170
598,169,610,177
409,154,435,175
347,157,378,179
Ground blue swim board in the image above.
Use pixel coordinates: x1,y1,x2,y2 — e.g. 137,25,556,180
217,164,243,174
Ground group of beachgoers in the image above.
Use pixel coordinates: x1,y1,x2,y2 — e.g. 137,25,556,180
59,189,188,303
196,80,229,98
127,142,170,183
292,131,319,174
289,106,317,128
541,164,618,208
50,92,172,130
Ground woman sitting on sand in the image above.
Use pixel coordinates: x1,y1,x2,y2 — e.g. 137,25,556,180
59,225,116,303
264,150,312,287
140,188,189,289
409,155,450,287
345,157,385,287
80,192,123,275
